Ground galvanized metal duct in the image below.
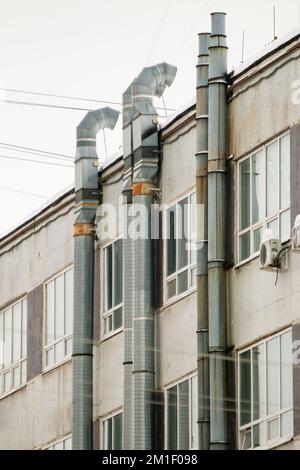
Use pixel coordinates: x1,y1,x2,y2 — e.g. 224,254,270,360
122,63,177,450
207,12,229,450
73,107,119,450
195,32,210,450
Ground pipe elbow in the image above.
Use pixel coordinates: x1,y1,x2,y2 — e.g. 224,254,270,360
77,106,119,139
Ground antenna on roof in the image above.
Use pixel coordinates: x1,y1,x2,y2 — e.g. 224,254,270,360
273,4,278,41
241,30,245,63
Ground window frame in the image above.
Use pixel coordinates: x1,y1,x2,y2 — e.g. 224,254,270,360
237,327,293,450
44,434,72,450
102,410,123,450
44,265,73,371
164,372,198,450
164,190,197,305
102,238,123,339
237,131,291,265
0,296,27,398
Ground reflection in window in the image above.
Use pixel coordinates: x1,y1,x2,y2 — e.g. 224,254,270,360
103,239,123,335
238,330,293,449
103,413,123,450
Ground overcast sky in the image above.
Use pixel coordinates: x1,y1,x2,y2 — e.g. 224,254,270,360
0,0,299,235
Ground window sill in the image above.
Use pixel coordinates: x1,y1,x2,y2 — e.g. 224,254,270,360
162,287,197,310
245,434,293,450
43,356,72,375
100,327,123,343
0,383,27,401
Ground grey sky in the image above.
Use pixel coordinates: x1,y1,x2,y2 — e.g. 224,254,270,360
0,0,299,234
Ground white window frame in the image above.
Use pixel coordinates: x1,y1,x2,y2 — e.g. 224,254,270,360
164,190,197,304
237,131,290,265
164,373,198,450
0,296,27,398
44,266,73,370
102,410,123,450
237,328,293,450
44,434,72,450
102,238,123,338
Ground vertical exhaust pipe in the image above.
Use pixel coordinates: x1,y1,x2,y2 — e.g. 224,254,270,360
196,32,210,450
73,107,119,450
207,12,228,450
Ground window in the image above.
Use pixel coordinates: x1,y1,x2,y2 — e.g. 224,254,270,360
238,329,293,449
238,133,290,262
46,435,72,450
45,267,73,368
103,413,123,450
165,192,196,300
103,239,123,335
0,298,27,396
165,375,198,450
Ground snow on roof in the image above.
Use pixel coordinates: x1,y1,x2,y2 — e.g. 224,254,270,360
232,27,300,78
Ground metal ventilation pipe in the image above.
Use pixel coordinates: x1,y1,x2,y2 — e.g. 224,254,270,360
195,32,210,450
207,12,228,450
122,63,177,450
73,107,119,450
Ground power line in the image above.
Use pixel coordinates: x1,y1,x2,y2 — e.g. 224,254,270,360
0,89,175,112
173,0,211,63
0,186,48,199
0,144,74,163
0,154,73,168
0,142,74,160
147,0,172,64
1,98,93,112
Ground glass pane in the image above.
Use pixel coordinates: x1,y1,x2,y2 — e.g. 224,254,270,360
280,135,290,209
167,206,176,276
113,307,122,331
105,245,113,311
64,437,72,450
253,422,265,448
0,312,3,368
239,350,251,426
104,316,112,335
13,365,20,388
21,361,27,385
177,270,188,295
252,344,266,421
167,279,176,299
4,371,11,393
114,240,123,307
239,232,250,262
46,348,54,367
104,418,112,450
252,150,264,224
268,218,279,239
267,141,279,217
280,210,291,242
241,429,251,450
178,380,189,450
268,418,280,442
55,274,64,341
253,227,262,253
280,331,292,410
267,337,280,415
65,269,73,335
66,337,72,357
177,198,189,270
190,192,197,266
113,413,122,450
55,340,64,363
46,281,55,345
281,410,293,438
191,376,198,450
239,158,251,230
12,302,21,363
4,309,12,367
21,300,27,359
54,442,63,450
191,267,196,289
167,386,178,450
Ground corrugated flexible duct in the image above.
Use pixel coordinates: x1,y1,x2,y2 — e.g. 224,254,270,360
73,107,119,450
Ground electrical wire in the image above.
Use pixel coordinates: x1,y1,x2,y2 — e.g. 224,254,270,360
173,0,211,63
147,0,172,64
0,145,74,163
0,89,175,112
0,154,73,168
0,186,48,199
0,142,74,160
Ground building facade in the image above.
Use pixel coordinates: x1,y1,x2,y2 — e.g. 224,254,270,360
0,13,300,450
